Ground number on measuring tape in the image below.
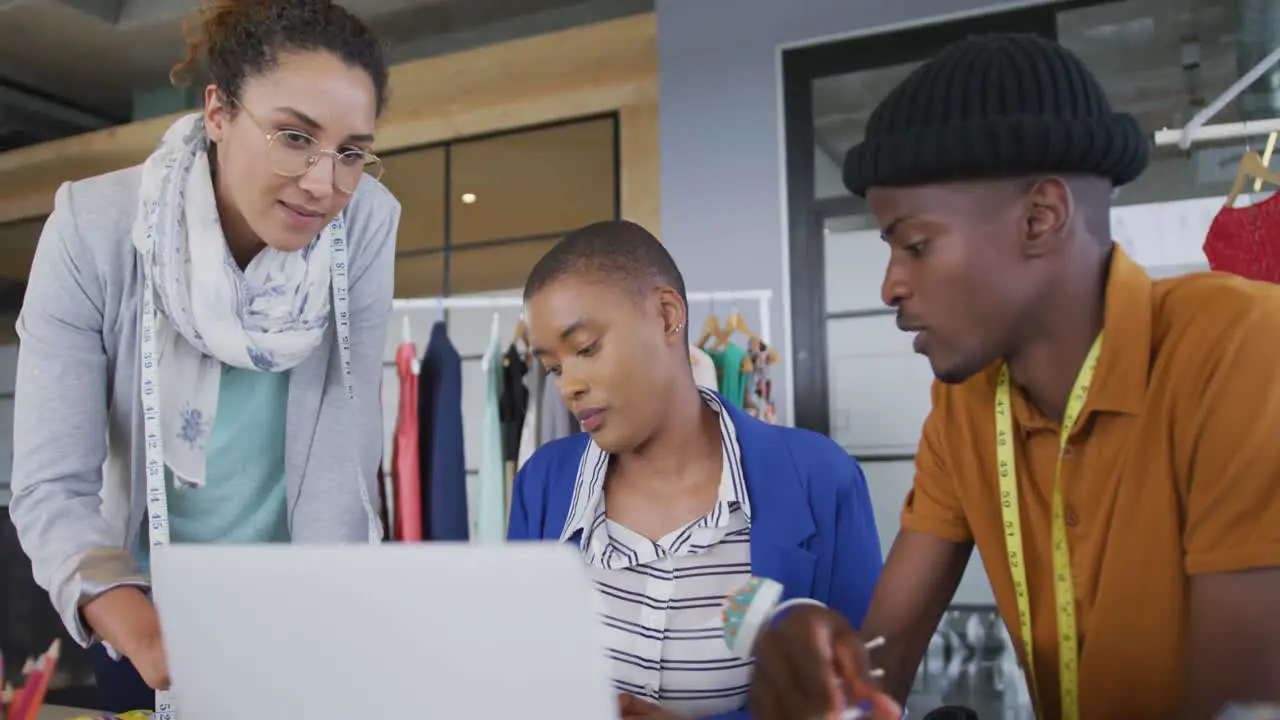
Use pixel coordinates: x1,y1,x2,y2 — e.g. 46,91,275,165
140,269,174,713
329,215,354,400
154,691,175,720
994,333,1102,720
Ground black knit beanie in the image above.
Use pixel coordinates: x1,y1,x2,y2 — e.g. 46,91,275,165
842,33,1149,198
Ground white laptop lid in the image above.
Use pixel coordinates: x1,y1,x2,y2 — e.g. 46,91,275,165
151,543,616,720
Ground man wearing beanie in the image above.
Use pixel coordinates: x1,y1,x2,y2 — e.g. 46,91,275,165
748,33,1280,720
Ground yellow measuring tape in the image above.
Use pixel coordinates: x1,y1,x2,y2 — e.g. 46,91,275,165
994,333,1102,720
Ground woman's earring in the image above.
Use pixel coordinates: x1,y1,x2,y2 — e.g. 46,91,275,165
674,323,685,335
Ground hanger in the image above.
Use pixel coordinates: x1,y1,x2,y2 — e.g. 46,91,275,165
1225,137,1280,208
512,315,528,348
506,315,531,368
401,316,420,375
695,314,724,349
1255,131,1280,193
751,335,781,366
723,305,755,342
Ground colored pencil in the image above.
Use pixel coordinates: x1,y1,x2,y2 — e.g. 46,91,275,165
6,659,34,720
17,639,59,720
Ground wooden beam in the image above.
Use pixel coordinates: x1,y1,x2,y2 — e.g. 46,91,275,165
0,12,657,225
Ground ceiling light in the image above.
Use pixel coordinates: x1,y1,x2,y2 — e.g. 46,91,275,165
461,193,477,204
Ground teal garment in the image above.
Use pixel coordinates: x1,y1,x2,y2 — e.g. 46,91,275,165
474,325,507,543
707,344,750,409
134,365,291,576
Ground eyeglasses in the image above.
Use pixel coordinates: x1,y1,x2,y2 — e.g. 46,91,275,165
229,95,384,194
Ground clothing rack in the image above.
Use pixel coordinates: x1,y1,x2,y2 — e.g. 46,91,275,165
1154,44,1280,148
392,289,775,344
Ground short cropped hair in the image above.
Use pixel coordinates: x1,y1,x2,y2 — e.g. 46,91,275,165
523,220,688,309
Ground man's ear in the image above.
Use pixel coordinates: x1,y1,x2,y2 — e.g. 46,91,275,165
1021,176,1072,259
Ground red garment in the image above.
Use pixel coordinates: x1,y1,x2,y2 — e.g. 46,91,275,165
392,342,423,542
1204,192,1280,283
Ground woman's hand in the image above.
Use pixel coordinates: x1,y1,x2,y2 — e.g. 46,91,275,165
750,605,902,720
81,586,172,690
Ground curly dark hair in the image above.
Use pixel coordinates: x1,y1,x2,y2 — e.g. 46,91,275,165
170,0,389,116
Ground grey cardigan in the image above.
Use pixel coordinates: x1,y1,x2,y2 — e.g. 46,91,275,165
9,165,401,646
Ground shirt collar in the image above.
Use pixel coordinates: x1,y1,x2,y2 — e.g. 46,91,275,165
1086,243,1152,414
1006,243,1154,430
558,387,751,546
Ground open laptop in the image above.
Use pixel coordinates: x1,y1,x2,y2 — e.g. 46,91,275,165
151,542,617,720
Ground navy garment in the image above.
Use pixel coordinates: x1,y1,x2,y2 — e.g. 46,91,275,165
90,644,154,713
418,320,468,540
508,393,885,720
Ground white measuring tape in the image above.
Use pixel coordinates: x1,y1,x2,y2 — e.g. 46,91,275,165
139,214,357,719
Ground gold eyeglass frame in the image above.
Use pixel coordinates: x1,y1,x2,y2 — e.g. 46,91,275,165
226,93,384,194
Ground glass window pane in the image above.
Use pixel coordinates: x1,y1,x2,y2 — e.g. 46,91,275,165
394,252,445,299
1057,0,1256,205
380,147,446,253
0,216,47,280
812,63,920,201
449,238,557,295
449,118,616,246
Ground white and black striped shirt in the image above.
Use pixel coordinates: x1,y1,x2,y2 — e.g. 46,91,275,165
560,388,753,719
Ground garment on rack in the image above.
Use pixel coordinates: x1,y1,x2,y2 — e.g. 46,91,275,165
690,343,718,390
418,321,468,541
376,460,390,541
516,360,580,471
1204,191,1280,282
707,343,750,409
540,373,579,443
393,341,423,541
500,346,531,461
517,358,546,470
500,345,531,521
744,337,778,425
476,314,507,543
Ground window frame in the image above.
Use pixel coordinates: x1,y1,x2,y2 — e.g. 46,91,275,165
381,112,621,297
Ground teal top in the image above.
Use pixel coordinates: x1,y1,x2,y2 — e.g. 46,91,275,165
474,327,507,543
134,364,291,576
707,344,750,409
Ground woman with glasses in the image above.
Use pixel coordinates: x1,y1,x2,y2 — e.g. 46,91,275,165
8,0,397,711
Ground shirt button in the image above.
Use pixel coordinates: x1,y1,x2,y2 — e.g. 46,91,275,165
1065,506,1080,527
644,684,658,697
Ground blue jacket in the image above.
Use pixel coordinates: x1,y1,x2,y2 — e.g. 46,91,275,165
507,399,884,720
420,321,468,540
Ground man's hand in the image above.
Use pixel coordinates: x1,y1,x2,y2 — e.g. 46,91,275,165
617,693,681,719
82,586,172,690
750,605,902,720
